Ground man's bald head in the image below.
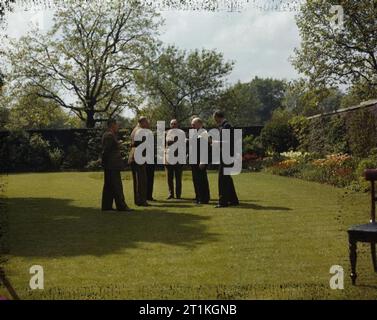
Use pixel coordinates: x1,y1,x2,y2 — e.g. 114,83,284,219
170,119,178,129
191,117,203,129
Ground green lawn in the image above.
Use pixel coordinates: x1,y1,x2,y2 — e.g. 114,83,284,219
1,171,377,299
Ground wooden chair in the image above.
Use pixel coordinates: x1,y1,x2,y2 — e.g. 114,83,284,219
348,169,377,285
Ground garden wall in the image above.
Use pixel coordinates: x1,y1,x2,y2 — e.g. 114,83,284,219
296,100,377,158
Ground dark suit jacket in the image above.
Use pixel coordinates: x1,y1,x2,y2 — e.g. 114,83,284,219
101,131,124,170
219,120,234,165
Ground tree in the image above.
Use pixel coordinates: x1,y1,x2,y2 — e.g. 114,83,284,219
216,81,261,126
135,45,233,124
4,85,82,130
215,77,286,126
341,80,377,108
293,0,377,92
260,108,297,153
5,0,162,128
283,79,344,116
248,77,286,123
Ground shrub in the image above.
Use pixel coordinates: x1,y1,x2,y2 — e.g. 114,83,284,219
49,148,64,170
260,109,297,153
242,134,265,166
0,132,56,172
355,149,377,191
27,134,52,171
62,145,88,170
0,131,31,171
85,159,102,171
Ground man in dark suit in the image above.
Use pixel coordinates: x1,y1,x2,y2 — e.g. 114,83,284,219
213,110,239,208
129,117,149,207
190,117,210,204
146,120,155,201
165,119,183,200
101,119,131,212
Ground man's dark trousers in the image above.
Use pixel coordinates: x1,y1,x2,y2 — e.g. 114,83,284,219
191,165,210,204
102,170,128,210
146,164,155,200
131,162,147,205
166,164,183,198
218,164,239,206
217,119,239,206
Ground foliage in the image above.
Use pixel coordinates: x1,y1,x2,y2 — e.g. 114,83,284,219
242,135,265,171
0,132,61,172
48,148,64,171
295,115,348,156
4,85,83,130
345,109,377,158
218,77,286,126
265,152,357,188
0,127,136,172
283,79,344,116
355,149,377,192
135,45,233,125
260,108,297,153
293,0,377,89
288,115,310,151
61,145,88,170
242,134,265,157
5,0,162,128
341,81,377,109
85,159,102,171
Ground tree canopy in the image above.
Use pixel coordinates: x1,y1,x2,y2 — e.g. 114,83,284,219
217,77,286,125
293,0,377,93
5,0,162,128
135,45,233,124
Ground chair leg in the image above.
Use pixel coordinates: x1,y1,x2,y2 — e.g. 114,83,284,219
349,240,357,285
371,243,377,272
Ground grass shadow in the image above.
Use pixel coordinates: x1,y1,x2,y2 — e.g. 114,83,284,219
6,197,218,258
237,201,292,211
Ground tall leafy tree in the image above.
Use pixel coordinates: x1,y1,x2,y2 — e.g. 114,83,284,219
293,0,377,92
248,77,286,123
216,77,286,125
216,81,261,126
5,0,162,128
283,79,344,116
135,45,233,124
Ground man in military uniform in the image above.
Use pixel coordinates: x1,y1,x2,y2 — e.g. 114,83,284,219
129,117,149,207
101,119,131,212
213,110,239,208
190,117,210,204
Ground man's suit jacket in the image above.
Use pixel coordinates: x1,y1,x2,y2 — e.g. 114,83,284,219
128,125,138,165
101,131,124,170
218,119,234,165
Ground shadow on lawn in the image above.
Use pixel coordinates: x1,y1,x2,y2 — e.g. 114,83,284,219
238,202,292,211
6,197,218,258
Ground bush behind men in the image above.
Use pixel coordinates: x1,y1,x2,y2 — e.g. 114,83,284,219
101,111,239,211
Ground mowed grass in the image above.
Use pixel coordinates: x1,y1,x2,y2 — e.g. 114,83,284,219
1,171,377,299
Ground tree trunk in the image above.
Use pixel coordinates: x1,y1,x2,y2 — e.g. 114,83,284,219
86,110,96,128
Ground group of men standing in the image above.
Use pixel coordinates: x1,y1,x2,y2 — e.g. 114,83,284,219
101,111,239,212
